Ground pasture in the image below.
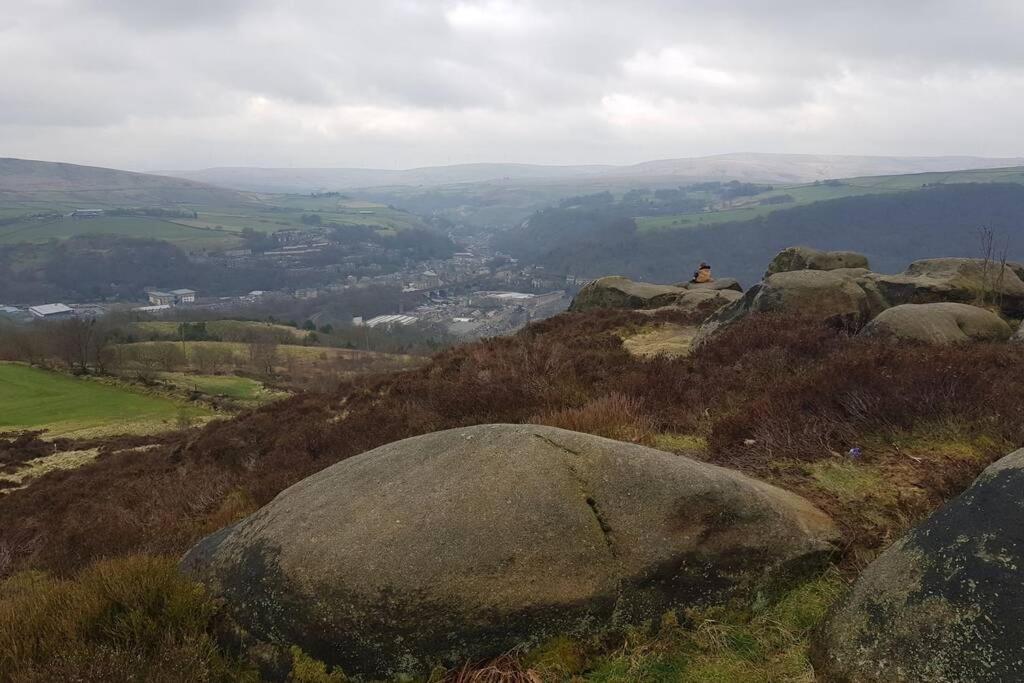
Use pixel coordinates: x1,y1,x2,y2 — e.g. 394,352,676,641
0,362,211,438
156,372,288,405
131,320,309,342
117,341,422,390
0,215,243,248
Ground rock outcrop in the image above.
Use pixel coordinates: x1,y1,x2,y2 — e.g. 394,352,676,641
871,258,1024,318
183,424,839,678
859,302,1012,345
676,277,744,293
813,448,1024,682
672,288,743,315
765,246,869,277
569,276,684,312
695,270,872,344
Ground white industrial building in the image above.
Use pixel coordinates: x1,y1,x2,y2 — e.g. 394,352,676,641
28,303,74,319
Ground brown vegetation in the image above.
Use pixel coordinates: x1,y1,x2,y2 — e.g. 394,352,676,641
1,307,1023,578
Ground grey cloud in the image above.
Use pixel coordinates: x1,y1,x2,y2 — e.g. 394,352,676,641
2,0,1024,168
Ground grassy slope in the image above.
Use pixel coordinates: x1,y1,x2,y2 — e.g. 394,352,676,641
0,362,210,438
0,159,429,247
0,158,255,210
2,310,1019,679
0,199,426,248
132,320,309,341
156,372,287,404
0,215,243,248
637,165,1024,231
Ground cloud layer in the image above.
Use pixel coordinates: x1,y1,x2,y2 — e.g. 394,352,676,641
3,1,1024,170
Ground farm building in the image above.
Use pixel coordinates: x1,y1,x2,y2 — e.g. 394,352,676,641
70,209,104,218
29,303,74,319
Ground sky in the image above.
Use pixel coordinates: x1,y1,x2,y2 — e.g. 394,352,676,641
3,0,1024,171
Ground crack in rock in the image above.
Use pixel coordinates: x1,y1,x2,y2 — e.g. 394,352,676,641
532,433,618,558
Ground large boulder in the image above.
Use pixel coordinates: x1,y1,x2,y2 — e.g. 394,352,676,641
673,288,743,315
860,303,1013,345
695,270,873,344
1013,320,1024,343
570,276,685,312
183,424,839,678
765,246,869,277
813,448,1024,682
676,277,744,293
871,258,1024,318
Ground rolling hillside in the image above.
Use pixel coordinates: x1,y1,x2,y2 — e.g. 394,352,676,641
638,165,1024,230
161,153,1024,193
0,157,257,209
499,182,1024,285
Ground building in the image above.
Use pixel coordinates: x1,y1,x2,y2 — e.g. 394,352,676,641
362,314,418,328
147,289,196,305
147,291,175,306
29,303,74,319
170,288,197,304
70,209,104,218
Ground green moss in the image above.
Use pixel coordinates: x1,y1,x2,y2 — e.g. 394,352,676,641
807,460,883,502
539,570,846,682
525,635,587,677
652,433,709,455
288,646,347,682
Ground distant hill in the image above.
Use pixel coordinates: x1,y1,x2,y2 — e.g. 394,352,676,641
156,162,617,193
0,158,257,209
498,183,1024,285
161,153,1024,193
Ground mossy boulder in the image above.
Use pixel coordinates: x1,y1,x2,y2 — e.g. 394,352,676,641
695,270,872,344
765,247,869,277
860,302,1012,345
871,258,1024,318
569,276,684,312
183,424,839,679
813,448,1024,682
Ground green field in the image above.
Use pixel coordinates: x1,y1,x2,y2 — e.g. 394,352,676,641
0,193,427,248
637,165,1024,231
132,320,309,342
0,363,212,438
156,372,287,404
0,215,243,248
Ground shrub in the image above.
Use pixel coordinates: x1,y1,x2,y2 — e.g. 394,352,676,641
0,555,255,682
2,309,1024,576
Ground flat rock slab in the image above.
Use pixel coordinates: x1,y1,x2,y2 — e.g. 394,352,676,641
621,323,698,358
570,276,684,312
183,424,839,678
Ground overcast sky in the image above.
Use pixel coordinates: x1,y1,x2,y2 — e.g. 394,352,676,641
4,1,1024,171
